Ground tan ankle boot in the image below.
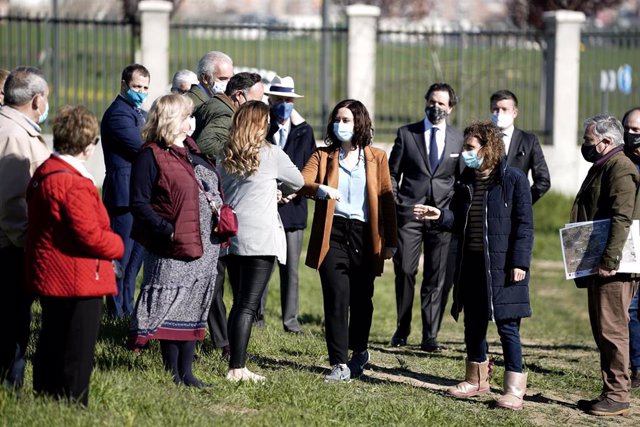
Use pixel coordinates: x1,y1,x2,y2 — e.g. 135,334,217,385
496,371,527,410
447,360,490,398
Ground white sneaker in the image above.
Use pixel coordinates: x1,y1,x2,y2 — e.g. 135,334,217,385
226,367,265,383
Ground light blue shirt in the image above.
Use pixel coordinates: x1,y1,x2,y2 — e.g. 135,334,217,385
333,147,368,222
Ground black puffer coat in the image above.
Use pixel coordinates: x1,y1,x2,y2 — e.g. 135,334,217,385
439,159,534,321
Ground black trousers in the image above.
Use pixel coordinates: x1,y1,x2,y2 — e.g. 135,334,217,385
207,257,229,348
319,217,375,365
33,296,102,407
393,220,453,344
226,255,275,369
0,245,32,389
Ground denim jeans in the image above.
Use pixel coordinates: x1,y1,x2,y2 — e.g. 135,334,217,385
629,287,640,370
460,250,523,372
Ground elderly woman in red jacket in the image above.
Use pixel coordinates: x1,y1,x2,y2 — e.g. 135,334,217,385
26,105,124,406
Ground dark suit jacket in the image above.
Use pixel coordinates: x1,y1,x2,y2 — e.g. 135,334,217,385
267,112,316,230
506,128,551,204
101,95,147,211
388,120,464,225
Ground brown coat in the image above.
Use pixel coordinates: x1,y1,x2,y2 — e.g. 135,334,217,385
300,145,398,276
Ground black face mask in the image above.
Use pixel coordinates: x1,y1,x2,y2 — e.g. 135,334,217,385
425,106,448,124
581,141,603,163
624,131,640,149
624,145,640,164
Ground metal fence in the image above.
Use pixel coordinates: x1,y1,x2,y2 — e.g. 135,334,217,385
0,14,137,131
375,28,545,141
169,20,348,139
580,28,640,128
2,14,640,143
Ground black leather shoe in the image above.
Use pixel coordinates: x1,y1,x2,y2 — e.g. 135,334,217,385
420,341,444,353
390,335,407,347
588,397,630,416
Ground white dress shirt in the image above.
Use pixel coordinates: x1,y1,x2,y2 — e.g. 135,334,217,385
423,117,447,162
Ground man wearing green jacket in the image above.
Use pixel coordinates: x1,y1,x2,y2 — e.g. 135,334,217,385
192,72,264,161
573,114,640,417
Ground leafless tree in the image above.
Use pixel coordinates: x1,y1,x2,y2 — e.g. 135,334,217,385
508,0,624,29
335,0,434,19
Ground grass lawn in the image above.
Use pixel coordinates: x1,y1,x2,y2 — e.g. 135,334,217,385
1,192,639,426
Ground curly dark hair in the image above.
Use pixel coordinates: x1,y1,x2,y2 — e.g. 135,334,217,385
463,121,505,171
324,99,373,149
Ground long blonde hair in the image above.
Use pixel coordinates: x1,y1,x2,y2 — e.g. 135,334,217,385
142,94,193,146
223,100,269,176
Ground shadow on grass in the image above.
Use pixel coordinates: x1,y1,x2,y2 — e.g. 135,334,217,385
521,343,595,352
367,362,459,388
524,392,579,409
368,344,463,362
298,313,323,327
98,315,131,347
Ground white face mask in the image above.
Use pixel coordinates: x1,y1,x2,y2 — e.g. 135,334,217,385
212,80,227,94
187,116,196,137
491,113,514,130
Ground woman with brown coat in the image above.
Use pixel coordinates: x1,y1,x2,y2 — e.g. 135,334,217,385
300,99,397,382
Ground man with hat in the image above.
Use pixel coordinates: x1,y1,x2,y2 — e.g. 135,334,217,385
257,76,316,333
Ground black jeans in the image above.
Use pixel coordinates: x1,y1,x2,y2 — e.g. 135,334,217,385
460,250,523,372
226,255,275,369
33,296,102,406
0,245,32,389
319,216,375,365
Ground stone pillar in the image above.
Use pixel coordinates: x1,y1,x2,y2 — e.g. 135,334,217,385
346,4,380,120
138,1,173,106
543,10,586,195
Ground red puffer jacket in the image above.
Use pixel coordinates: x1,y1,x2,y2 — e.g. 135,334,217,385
26,155,124,297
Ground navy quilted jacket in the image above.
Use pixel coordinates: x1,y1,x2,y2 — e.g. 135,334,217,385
439,159,534,321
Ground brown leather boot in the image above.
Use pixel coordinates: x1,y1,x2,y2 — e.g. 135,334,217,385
447,360,490,398
496,371,527,410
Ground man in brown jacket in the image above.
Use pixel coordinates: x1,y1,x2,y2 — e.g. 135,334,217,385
0,66,51,389
573,114,640,416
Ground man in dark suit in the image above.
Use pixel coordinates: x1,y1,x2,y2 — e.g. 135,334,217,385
490,90,550,204
257,75,316,333
101,64,150,318
389,83,464,352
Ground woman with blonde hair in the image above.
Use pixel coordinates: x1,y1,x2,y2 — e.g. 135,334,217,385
219,100,303,382
26,105,124,406
300,99,397,382
414,121,534,410
129,94,222,387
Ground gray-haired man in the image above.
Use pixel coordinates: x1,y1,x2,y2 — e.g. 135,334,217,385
0,66,51,389
186,51,234,110
573,114,640,416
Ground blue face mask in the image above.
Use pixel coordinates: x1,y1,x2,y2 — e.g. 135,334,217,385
38,101,49,124
462,149,484,169
272,101,294,121
126,88,147,108
333,122,354,142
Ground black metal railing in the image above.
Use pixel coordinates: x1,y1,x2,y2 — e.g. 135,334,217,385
0,14,137,131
